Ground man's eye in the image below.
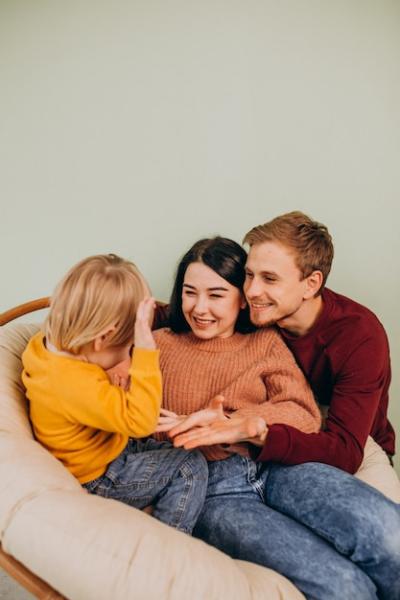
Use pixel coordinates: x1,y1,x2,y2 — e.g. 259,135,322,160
183,291,196,296
245,271,254,279
263,276,276,283
210,294,223,298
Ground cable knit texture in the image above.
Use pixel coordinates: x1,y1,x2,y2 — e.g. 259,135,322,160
153,327,321,460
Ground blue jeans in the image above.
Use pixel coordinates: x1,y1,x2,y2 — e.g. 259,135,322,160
83,438,208,533
193,456,400,600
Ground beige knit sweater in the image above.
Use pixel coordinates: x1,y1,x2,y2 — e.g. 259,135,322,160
153,327,321,460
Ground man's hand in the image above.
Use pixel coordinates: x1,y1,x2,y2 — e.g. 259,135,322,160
172,414,268,450
168,395,227,439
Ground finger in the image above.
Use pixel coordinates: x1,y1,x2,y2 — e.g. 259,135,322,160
169,413,208,437
174,429,224,449
157,416,177,424
155,423,180,433
209,394,225,410
159,408,179,417
142,296,155,318
111,374,120,386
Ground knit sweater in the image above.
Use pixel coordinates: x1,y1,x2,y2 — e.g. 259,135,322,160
153,327,321,460
255,288,395,473
22,332,162,484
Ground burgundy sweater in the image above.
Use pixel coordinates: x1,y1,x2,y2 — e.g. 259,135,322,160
254,289,395,473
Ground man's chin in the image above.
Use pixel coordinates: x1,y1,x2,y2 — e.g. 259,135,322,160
250,312,276,328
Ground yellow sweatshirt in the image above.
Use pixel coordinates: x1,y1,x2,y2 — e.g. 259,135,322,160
22,332,162,484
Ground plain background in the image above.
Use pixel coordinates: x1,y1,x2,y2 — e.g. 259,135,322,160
1,1,399,474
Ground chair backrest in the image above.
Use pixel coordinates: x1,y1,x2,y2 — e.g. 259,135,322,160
0,298,50,326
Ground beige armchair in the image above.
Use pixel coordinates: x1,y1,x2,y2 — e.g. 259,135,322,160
0,299,304,600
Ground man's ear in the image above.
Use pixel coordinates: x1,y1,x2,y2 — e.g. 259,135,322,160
304,271,323,299
93,325,117,352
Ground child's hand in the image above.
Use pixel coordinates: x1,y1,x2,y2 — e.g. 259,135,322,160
106,358,131,390
156,408,188,432
134,297,156,350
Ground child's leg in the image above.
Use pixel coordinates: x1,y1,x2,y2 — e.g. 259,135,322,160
83,438,208,534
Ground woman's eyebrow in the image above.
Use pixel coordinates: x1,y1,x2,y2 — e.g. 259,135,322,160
183,283,229,292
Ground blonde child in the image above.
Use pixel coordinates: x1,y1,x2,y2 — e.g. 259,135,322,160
22,254,208,534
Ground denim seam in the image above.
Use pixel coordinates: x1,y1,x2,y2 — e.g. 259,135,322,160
167,462,192,530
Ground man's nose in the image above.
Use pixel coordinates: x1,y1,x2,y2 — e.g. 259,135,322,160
245,277,263,298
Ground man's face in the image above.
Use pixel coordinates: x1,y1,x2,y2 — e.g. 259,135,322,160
244,241,309,329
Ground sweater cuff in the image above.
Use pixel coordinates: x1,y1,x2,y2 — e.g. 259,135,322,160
130,348,160,373
250,424,291,463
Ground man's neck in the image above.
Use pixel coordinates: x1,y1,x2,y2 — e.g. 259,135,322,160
279,295,324,337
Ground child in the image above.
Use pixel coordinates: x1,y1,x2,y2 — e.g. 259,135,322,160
22,254,208,534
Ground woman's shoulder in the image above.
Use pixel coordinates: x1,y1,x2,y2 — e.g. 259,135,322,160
153,327,183,345
250,326,283,343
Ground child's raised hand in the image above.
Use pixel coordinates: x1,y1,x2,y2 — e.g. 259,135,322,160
134,297,156,350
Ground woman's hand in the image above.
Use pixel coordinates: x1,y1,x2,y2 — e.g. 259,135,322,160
135,297,156,350
168,395,226,438
173,414,268,450
155,408,188,433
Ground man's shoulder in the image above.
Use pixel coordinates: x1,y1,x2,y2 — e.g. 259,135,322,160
321,288,387,340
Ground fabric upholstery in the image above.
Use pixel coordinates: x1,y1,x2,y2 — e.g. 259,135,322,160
0,323,304,600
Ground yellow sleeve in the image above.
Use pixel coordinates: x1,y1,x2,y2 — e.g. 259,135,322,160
58,348,162,438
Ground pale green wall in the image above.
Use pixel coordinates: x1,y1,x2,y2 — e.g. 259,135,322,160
1,1,399,473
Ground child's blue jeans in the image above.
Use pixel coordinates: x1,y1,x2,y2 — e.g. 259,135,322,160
83,438,208,534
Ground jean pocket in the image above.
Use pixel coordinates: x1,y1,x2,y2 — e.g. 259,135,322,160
105,451,160,487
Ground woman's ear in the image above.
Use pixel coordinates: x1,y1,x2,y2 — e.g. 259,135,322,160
239,292,247,310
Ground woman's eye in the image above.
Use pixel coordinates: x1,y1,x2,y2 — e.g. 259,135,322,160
183,291,196,296
210,294,223,299
245,271,253,279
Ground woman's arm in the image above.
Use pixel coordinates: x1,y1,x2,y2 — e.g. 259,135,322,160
170,331,321,449
230,331,321,433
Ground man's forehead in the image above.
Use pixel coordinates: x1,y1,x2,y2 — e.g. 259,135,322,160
246,241,299,271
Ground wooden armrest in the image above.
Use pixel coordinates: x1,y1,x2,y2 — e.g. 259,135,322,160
0,544,66,599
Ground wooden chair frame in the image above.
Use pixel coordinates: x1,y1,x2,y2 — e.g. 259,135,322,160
1,297,66,599
0,297,50,327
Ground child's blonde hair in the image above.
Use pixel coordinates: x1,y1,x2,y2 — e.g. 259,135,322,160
45,254,149,353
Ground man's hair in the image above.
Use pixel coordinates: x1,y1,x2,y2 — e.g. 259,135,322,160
45,254,148,353
169,236,254,333
243,211,334,292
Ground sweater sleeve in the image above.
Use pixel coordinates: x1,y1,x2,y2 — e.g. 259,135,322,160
233,332,321,434
59,348,162,438
253,332,389,473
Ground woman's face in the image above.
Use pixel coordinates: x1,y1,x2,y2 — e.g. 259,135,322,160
182,262,245,339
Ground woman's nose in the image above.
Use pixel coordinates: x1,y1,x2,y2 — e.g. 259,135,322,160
194,295,208,313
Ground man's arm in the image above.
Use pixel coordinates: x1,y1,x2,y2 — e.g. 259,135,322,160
254,333,391,473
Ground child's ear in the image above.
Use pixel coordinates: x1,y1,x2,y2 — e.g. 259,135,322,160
93,325,117,352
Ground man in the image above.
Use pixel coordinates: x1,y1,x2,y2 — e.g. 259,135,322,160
170,212,400,599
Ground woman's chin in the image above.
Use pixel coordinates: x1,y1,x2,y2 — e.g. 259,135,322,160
191,327,216,339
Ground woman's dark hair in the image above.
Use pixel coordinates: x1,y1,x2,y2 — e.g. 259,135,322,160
169,236,255,334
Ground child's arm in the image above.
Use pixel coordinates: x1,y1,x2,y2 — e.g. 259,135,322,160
61,299,162,437
107,297,156,389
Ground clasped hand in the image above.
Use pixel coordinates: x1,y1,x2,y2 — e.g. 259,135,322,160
156,395,268,449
